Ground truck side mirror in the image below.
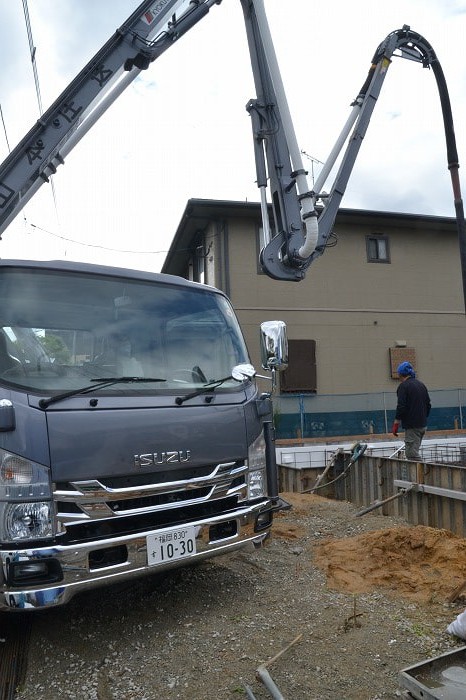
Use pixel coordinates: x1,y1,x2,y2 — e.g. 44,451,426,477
260,321,288,372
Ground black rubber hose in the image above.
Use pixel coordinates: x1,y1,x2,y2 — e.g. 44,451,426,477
430,58,466,312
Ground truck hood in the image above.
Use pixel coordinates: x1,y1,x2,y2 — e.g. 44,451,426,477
46,404,248,482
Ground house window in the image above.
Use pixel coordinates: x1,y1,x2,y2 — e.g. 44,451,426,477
366,234,390,263
281,339,317,393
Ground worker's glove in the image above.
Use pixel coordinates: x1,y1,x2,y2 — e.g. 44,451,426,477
391,422,399,437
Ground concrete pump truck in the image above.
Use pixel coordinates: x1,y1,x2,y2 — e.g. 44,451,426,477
0,0,463,610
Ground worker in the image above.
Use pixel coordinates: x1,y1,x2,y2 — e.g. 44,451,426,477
392,361,431,460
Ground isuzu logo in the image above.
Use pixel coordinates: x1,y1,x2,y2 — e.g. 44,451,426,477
134,451,191,468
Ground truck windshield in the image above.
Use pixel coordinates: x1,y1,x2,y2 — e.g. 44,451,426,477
0,267,250,396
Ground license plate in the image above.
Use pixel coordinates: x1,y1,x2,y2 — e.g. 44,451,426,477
147,525,197,566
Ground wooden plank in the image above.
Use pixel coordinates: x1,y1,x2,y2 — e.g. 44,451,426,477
390,459,402,518
367,457,377,507
435,463,446,531
408,461,420,525
451,466,464,536
426,463,438,530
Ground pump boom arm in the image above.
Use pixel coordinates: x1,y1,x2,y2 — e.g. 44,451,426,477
308,26,463,266
0,0,219,237
0,6,463,285
256,25,465,283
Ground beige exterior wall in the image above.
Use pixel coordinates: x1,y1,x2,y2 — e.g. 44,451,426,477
223,216,466,395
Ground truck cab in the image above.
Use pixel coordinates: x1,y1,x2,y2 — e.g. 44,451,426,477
0,259,279,609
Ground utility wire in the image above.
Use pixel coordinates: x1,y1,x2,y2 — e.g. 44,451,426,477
29,223,169,255
22,0,60,222
22,0,44,115
0,104,11,153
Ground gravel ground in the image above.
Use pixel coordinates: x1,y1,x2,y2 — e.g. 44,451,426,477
11,493,466,700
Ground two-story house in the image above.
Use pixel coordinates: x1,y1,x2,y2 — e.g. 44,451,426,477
162,198,466,438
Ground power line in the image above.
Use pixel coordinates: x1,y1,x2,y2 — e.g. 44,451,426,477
28,223,169,255
0,104,11,153
22,0,60,223
22,0,44,115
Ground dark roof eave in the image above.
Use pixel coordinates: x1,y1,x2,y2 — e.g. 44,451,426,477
161,198,458,274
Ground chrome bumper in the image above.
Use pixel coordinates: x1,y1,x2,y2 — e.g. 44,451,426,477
0,500,271,611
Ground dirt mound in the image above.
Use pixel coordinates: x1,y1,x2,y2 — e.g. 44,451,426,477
313,524,466,603
275,492,466,604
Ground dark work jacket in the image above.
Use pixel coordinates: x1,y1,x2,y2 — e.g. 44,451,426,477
395,377,431,429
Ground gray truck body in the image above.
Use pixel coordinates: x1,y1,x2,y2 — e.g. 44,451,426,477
0,260,276,610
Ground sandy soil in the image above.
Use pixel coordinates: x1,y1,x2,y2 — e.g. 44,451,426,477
289,492,466,605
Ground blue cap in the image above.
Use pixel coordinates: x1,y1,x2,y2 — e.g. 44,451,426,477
397,361,416,378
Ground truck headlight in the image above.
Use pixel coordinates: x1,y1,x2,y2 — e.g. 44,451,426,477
4,502,53,540
0,449,54,542
247,432,266,499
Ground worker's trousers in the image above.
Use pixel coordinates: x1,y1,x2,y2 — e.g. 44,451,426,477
404,427,426,460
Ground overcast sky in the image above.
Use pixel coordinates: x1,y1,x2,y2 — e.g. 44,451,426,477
0,0,465,273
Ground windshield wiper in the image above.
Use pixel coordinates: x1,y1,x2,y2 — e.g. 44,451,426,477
175,376,232,406
39,376,166,409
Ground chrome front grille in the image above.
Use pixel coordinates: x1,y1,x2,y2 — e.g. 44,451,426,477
54,461,248,525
